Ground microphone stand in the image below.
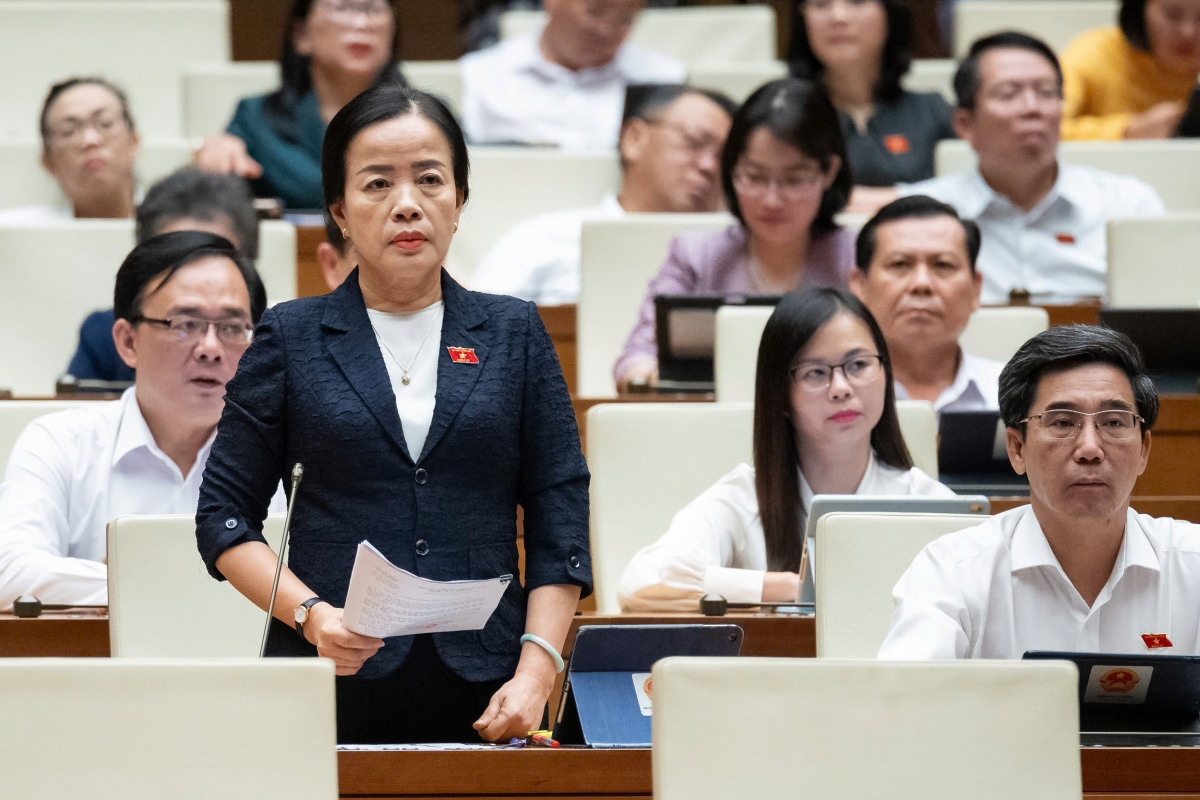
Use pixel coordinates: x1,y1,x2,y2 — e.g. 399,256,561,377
260,463,304,658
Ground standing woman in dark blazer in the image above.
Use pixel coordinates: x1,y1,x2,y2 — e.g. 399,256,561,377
195,84,591,744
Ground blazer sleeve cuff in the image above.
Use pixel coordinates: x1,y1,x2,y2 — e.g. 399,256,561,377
524,543,593,598
196,503,270,581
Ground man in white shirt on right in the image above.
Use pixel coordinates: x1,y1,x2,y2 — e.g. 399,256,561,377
880,325,1200,659
460,0,686,149
897,32,1165,305
471,84,735,304
850,195,1002,417
0,231,280,609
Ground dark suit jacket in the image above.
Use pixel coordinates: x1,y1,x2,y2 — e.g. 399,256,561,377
66,309,136,383
196,269,591,682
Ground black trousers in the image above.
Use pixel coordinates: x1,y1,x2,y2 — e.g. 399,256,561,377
335,634,507,744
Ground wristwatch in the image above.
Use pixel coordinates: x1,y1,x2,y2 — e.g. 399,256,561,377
294,597,322,637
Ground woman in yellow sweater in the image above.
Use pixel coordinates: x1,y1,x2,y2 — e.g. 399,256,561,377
1061,0,1200,140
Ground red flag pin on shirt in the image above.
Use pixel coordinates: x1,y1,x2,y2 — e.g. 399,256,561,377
1141,633,1173,649
883,134,910,155
447,347,479,364
1055,233,1076,245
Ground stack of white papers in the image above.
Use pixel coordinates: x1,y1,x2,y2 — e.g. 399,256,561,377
341,541,511,639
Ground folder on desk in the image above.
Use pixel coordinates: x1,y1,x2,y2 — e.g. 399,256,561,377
553,624,742,748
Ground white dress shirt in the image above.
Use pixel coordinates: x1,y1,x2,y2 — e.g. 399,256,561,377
460,33,686,149
472,194,625,304
367,302,443,461
617,453,956,611
878,505,1200,659
0,388,285,609
894,350,1003,416
901,164,1164,304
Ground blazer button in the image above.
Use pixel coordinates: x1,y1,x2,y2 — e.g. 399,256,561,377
415,539,430,556
414,468,428,485
569,556,581,569
225,519,238,529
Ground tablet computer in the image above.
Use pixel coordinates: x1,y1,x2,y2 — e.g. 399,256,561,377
653,294,781,392
937,410,1030,496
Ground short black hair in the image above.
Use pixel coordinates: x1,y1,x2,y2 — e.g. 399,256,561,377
622,83,738,126
856,194,981,272
113,231,267,325
322,83,469,236
136,168,260,260
787,0,913,104
721,78,851,235
998,325,1159,435
953,31,1063,111
1119,0,1152,50
39,77,135,147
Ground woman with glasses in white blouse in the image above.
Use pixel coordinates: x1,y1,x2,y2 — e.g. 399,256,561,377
618,287,953,611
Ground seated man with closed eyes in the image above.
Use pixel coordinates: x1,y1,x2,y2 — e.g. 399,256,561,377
0,232,282,610
880,325,1200,659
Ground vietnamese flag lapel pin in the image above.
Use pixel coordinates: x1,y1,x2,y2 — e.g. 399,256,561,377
447,346,479,364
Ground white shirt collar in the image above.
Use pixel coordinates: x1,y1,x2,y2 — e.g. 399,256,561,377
893,349,995,414
112,387,216,480
961,163,1079,220
511,31,626,84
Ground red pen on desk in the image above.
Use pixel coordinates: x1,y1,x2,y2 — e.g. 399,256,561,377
528,733,559,748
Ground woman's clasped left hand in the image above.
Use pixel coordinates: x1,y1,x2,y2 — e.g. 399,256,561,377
473,669,555,742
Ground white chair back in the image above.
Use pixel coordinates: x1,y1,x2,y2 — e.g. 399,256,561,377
108,514,284,657
500,6,777,64
0,658,338,799
687,61,788,104
895,400,939,479
577,213,730,398
448,148,620,286
652,657,1081,800
0,219,296,396
587,402,753,614
0,138,194,211
0,0,229,138
902,58,956,103
183,61,463,138
959,306,1049,363
815,511,988,657
1107,213,1200,307
0,401,92,478
953,0,1117,57
935,139,1200,211
713,305,772,403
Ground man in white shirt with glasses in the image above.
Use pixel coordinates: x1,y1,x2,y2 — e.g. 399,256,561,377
0,231,281,609
879,325,1200,658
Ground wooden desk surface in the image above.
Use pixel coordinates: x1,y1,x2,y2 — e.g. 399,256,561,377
0,611,108,657
335,746,1200,798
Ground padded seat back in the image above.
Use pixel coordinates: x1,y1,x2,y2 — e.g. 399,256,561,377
1107,213,1200,307
959,306,1049,362
954,0,1117,56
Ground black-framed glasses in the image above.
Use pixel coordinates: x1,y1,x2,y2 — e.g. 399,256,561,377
789,354,885,392
1020,409,1145,441
135,316,254,346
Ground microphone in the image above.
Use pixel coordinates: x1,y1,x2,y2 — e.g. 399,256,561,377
11,596,106,618
260,463,305,658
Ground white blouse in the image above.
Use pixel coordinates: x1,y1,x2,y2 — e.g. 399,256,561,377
617,453,956,612
367,302,444,462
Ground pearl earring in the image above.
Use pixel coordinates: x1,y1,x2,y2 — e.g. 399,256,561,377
341,228,349,238
453,221,459,233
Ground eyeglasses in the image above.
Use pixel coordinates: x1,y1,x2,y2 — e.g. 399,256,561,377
802,0,878,14
790,354,885,392
135,316,254,347
646,119,723,161
320,0,391,22
583,0,638,28
46,111,129,147
732,168,826,202
1020,409,1145,441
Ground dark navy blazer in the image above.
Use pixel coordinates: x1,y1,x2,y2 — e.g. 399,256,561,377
196,269,591,682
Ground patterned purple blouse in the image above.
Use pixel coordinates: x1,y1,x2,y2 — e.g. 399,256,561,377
613,222,858,383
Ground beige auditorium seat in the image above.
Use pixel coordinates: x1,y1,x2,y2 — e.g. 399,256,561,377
902,58,956,104
0,138,193,211
814,511,988,657
935,139,1200,211
449,148,619,286
500,6,777,64
0,401,91,477
586,402,753,613
1107,213,1200,307
688,61,788,104
895,400,938,478
652,657,1080,800
108,514,284,657
0,658,337,800
960,305,1048,363
953,0,1117,57
0,219,296,396
576,214,730,397
0,0,229,139
713,305,772,403
183,61,463,138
